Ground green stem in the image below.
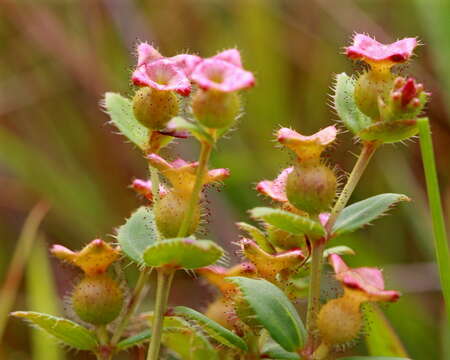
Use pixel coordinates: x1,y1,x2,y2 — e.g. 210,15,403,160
147,270,175,360
111,268,151,345
305,141,378,351
418,118,450,326
150,165,160,205
177,141,213,238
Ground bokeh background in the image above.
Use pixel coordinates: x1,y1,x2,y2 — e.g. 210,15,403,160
1,0,449,359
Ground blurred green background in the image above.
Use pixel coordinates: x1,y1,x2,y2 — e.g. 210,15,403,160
1,0,449,359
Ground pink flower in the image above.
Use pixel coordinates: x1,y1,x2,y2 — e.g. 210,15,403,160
132,59,191,95
133,42,201,95
346,34,417,65
277,126,337,162
147,153,230,191
329,254,400,302
191,49,255,92
256,167,292,203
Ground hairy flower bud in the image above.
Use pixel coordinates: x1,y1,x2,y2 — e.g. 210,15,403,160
192,90,240,129
132,87,179,130
72,274,124,325
154,191,200,238
286,163,336,215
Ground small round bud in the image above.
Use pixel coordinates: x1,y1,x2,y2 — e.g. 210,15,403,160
72,275,124,325
192,90,240,129
154,191,200,238
354,70,395,120
286,163,336,214
132,87,179,130
317,296,362,346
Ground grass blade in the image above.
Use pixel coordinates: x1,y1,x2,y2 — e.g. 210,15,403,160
0,202,50,341
417,117,450,326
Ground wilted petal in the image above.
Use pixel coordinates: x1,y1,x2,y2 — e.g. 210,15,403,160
329,254,400,302
256,167,292,203
169,54,202,76
131,178,168,202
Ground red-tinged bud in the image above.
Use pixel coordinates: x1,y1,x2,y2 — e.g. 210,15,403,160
132,87,179,130
192,89,241,129
72,274,124,325
286,163,337,215
154,191,200,238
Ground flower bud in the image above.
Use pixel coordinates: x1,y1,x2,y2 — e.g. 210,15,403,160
192,89,240,129
132,87,179,130
154,191,200,238
354,70,395,120
72,274,124,325
317,296,362,346
286,163,336,215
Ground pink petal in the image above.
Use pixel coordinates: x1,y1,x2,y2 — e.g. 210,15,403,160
136,42,163,67
256,167,292,203
132,59,191,96
131,179,168,201
206,168,231,183
169,54,202,76
213,49,243,68
191,59,255,92
346,34,417,64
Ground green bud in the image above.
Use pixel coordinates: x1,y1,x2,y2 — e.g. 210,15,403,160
154,191,200,238
354,70,395,120
132,87,179,130
72,274,124,325
286,163,336,214
192,90,240,129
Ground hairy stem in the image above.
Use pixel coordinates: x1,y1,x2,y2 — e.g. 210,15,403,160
147,270,174,360
305,141,378,351
150,165,160,205
418,118,450,326
177,141,212,238
111,268,151,345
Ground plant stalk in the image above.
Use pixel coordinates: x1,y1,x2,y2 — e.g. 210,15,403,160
417,118,450,326
305,141,378,351
147,269,174,360
177,141,212,238
111,268,151,345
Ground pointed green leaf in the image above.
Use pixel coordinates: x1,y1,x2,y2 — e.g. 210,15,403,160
332,194,410,237
12,311,97,350
117,329,151,350
117,206,158,265
338,357,410,360
250,207,325,238
262,342,300,359
364,304,409,357
168,117,214,144
143,238,224,269
236,222,274,253
173,306,248,351
103,92,149,150
228,277,306,352
334,73,372,134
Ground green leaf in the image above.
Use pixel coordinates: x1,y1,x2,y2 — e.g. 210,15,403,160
250,207,325,238
262,342,300,359
103,92,149,150
364,304,409,357
236,221,274,253
323,245,355,258
168,117,214,144
358,119,418,144
334,73,372,134
117,329,151,350
12,311,97,350
338,357,411,360
228,277,306,352
143,238,224,269
332,194,410,237
163,316,218,360
173,306,248,351
117,206,158,265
